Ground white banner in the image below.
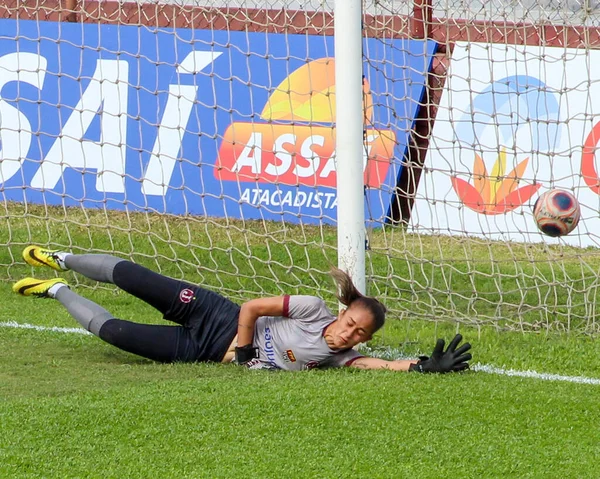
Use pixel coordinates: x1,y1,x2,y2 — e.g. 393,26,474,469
411,42,600,247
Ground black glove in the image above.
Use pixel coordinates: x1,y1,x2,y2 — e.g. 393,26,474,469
409,334,472,373
235,344,259,365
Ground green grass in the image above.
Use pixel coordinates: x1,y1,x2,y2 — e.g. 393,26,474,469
1,327,600,478
2,203,600,477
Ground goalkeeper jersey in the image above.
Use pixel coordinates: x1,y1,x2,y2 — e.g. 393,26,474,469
250,295,363,371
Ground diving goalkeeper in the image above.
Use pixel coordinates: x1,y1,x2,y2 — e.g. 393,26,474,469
13,246,472,372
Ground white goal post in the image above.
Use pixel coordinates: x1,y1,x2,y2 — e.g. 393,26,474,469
335,0,366,294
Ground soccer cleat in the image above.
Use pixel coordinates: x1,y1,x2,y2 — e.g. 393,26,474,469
12,277,69,298
23,245,67,271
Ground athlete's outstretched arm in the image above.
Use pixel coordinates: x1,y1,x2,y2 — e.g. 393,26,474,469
349,334,472,373
349,357,418,371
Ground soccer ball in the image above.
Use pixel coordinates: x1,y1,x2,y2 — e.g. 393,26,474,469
533,189,581,237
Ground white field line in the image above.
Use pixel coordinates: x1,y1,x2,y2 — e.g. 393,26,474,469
0,320,91,335
2,321,600,385
359,344,600,385
470,363,600,385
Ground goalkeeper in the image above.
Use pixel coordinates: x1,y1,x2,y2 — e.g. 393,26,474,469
13,246,472,373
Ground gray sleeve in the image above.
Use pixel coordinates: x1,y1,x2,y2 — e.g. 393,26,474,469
284,295,330,321
319,348,364,368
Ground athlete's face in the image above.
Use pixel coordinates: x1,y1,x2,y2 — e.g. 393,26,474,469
325,306,375,350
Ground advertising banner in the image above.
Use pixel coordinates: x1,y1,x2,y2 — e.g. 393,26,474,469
412,42,600,246
0,19,436,224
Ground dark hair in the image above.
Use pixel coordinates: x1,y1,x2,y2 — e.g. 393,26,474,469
329,267,386,333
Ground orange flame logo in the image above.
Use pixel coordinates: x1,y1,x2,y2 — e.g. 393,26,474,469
451,148,541,215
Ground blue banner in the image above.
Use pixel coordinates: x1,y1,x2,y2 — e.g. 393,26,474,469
0,19,436,224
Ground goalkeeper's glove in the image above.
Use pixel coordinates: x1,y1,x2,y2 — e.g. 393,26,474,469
408,333,472,373
235,344,259,365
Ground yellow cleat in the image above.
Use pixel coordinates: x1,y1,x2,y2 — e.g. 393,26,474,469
23,246,66,271
12,277,69,298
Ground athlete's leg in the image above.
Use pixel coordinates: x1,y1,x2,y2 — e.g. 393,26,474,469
110,261,190,319
12,278,200,362
55,277,239,363
63,254,122,283
68,255,236,328
25,246,189,318
24,246,123,281
54,286,200,362
64,254,182,316
23,246,238,328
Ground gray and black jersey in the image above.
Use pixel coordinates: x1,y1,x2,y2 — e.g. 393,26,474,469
250,295,363,370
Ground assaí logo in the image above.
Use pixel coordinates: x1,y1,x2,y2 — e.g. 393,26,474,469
214,58,397,210
450,76,560,215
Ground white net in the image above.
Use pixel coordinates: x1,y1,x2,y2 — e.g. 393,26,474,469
433,0,600,24
402,3,600,332
2,0,599,334
0,1,431,316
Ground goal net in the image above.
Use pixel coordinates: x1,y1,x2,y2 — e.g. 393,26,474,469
0,1,429,312
1,0,599,334
406,0,600,333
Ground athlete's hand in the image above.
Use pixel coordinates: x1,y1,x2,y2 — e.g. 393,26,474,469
409,334,472,373
235,344,259,365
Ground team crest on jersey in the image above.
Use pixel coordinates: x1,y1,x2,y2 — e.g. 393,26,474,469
283,350,297,363
304,360,320,370
179,288,195,303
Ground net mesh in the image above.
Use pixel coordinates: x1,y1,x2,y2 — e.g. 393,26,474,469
403,1,600,333
1,0,599,334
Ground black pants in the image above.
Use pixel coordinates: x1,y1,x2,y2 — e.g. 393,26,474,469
98,261,240,363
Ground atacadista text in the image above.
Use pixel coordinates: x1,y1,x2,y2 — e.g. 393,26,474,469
240,188,338,209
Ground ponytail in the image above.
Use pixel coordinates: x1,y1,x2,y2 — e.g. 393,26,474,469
330,266,363,306
329,267,386,332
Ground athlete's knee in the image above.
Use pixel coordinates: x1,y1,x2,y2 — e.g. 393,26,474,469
97,318,129,346
108,258,137,285
112,261,159,290
88,311,116,336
